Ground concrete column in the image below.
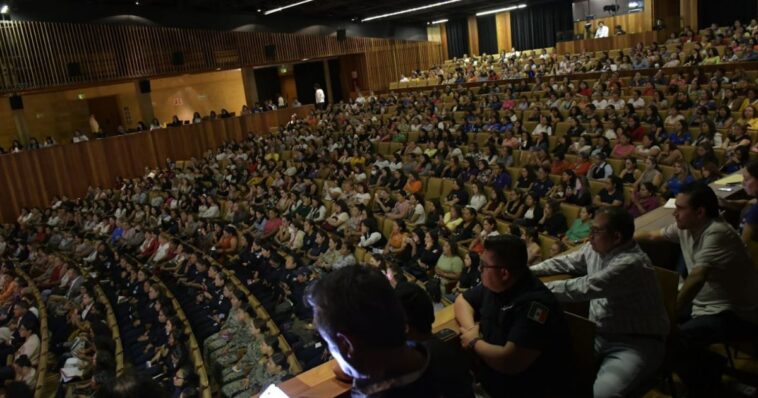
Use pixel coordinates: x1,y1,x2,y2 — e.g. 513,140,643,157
323,60,334,104
12,108,30,146
241,67,260,107
134,80,155,125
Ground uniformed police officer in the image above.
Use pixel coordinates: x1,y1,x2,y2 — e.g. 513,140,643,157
454,234,575,397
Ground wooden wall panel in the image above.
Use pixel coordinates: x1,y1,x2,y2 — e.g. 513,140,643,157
653,0,681,37
362,41,443,91
680,0,698,31
0,105,314,222
439,24,449,61
467,16,479,56
495,12,513,53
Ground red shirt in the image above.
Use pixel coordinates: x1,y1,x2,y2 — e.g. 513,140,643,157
574,161,592,176
262,217,283,236
630,126,647,141
139,237,159,258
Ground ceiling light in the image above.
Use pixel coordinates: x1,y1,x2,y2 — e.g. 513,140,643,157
264,0,314,15
362,0,461,22
0,5,9,14
475,3,526,16
431,18,448,24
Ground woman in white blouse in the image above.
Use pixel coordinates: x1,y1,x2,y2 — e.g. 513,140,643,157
467,183,488,211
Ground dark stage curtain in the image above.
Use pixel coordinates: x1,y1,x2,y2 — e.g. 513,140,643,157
477,15,499,55
294,61,326,105
446,18,469,58
328,59,344,104
254,67,281,105
510,0,572,51
698,0,757,30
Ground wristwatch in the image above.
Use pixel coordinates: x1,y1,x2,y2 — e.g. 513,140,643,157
467,337,481,351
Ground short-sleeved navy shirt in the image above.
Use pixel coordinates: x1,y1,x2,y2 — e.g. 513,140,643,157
462,275,575,397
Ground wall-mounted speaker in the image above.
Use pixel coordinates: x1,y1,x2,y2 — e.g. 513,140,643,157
337,29,347,41
171,51,185,66
138,79,151,94
67,62,82,78
264,45,276,60
9,95,23,110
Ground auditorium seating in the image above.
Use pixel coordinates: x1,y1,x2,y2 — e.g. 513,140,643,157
0,17,755,398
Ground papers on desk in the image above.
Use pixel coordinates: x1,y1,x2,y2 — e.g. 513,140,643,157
717,185,739,193
664,198,676,209
714,173,743,185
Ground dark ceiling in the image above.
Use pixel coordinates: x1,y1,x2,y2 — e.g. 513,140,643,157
7,0,538,24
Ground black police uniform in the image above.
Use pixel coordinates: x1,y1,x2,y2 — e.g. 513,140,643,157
462,274,575,397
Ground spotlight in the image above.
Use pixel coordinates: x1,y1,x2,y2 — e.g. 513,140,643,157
0,5,9,14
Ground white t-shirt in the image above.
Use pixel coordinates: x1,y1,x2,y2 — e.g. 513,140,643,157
592,99,608,110
315,89,325,104
628,97,646,109
409,203,426,226
661,219,758,322
595,25,609,38
469,194,487,211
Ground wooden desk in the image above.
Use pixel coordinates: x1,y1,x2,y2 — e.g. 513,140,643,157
636,172,745,234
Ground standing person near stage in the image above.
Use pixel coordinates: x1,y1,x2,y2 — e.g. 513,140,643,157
314,84,326,110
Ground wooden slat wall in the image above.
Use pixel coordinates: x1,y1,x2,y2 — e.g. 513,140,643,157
680,0,699,31
0,105,313,223
495,12,513,53
467,16,480,56
439,23,449,61
0,21,440,94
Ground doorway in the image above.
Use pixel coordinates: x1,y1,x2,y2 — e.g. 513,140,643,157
87,96,122,134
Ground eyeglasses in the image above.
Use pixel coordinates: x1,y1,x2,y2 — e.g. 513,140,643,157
478,264,505,271
478,255,506,271
589,226,608,235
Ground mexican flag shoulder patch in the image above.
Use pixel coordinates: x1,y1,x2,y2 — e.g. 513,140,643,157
526,301,550,325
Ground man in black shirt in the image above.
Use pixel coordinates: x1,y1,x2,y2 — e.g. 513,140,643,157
454,234,574,397
445,179,469,208
307,266,449,397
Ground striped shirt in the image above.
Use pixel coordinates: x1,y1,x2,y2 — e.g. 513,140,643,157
531,242,669,337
